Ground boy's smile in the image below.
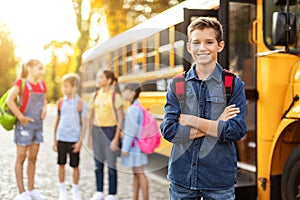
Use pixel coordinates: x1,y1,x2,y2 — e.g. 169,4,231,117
187,28,224,68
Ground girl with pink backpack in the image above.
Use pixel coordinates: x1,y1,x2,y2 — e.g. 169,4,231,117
121,83,149,200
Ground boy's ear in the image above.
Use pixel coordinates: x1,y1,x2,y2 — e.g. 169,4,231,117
187,42,192,54
218,41,225,52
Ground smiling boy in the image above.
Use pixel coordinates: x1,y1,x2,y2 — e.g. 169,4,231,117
161,17,247,199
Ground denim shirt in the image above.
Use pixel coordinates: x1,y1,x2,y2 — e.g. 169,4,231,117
161,63,247,190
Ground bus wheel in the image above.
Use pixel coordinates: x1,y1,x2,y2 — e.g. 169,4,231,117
281,145,300,200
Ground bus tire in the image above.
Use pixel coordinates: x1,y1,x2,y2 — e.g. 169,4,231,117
281,145,300,200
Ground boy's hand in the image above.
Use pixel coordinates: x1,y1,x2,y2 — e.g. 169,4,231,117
218,104,240,121
53,141,57,152
88,137,93,149
110,139,119,152
19,115,34,125
72,141,82,153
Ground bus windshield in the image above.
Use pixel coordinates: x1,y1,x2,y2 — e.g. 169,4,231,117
264,1,300,53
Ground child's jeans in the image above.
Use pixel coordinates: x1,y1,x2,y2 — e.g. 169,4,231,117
169,182,235,200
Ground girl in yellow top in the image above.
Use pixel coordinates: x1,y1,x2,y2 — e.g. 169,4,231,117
89,70,124,200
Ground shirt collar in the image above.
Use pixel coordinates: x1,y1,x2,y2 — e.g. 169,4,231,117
63,94,79,101
132,99,140,105
185,63,223,83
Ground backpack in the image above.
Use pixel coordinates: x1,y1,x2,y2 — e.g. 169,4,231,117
57,97,83,125
173,69,235,110
0,79,26,131
132,104,162,154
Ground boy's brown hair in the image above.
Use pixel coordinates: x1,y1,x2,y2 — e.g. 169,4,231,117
187,17,223,43
62,73,80,87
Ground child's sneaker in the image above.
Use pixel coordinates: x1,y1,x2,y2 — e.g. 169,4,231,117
15,192,31,200
58,188,68,200
104,195,116,200
71,188,81,200
90,192,104,200
28,189,46,200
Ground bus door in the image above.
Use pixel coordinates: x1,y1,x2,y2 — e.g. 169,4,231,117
219,0,257,199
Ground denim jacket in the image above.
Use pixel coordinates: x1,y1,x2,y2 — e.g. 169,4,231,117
161,63,247,190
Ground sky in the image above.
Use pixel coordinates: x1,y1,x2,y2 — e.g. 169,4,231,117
0,0,80,63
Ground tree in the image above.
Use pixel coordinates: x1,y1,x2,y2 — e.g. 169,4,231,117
44,41,74,102
91,0,186,36
72,0,93,73
0,20,18,95
71,0,185,73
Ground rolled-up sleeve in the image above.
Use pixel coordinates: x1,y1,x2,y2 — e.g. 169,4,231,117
218,78,247,142
161,83,191,144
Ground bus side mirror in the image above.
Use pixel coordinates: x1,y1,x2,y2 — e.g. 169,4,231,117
274,0,297,6
272,12,297,46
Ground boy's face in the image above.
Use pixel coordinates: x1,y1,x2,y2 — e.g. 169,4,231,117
187,28,224,67
62,82,76,96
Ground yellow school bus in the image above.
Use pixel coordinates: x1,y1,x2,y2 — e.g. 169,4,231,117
81,0,300,199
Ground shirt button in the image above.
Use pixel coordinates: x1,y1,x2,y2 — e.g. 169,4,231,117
192,163,196,167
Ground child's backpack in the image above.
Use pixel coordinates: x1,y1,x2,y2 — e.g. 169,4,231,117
173,69,236,110
0,79,26,131
133,104,162,154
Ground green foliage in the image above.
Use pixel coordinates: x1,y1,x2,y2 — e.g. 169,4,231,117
0,21,18,96
69,0,185,81
44,41,75,102
90,0,185,37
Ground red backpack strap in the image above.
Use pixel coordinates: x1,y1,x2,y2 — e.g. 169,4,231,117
111,91,118,120
57,97,64,117
19,79,26,107
78,98,83,112
78,98,83,126
173,72,186,111
93,90,99,101
222,69,235,104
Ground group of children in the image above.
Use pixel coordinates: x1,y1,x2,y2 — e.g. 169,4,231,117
6,60,149,200
6,16,248,200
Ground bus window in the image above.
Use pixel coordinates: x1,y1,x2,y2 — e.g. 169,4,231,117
133,63,142,73
157,79,168,91
160,29,169,46
175,22,184,41
147,55,155,72
159,44,171,68
146,35,155,53
228,2,256,165
126,60,132,73
174,40,184,67
137,40,143,54
118,49,123,76
142,81,157,91
126,44,132,57
174,22,185,67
